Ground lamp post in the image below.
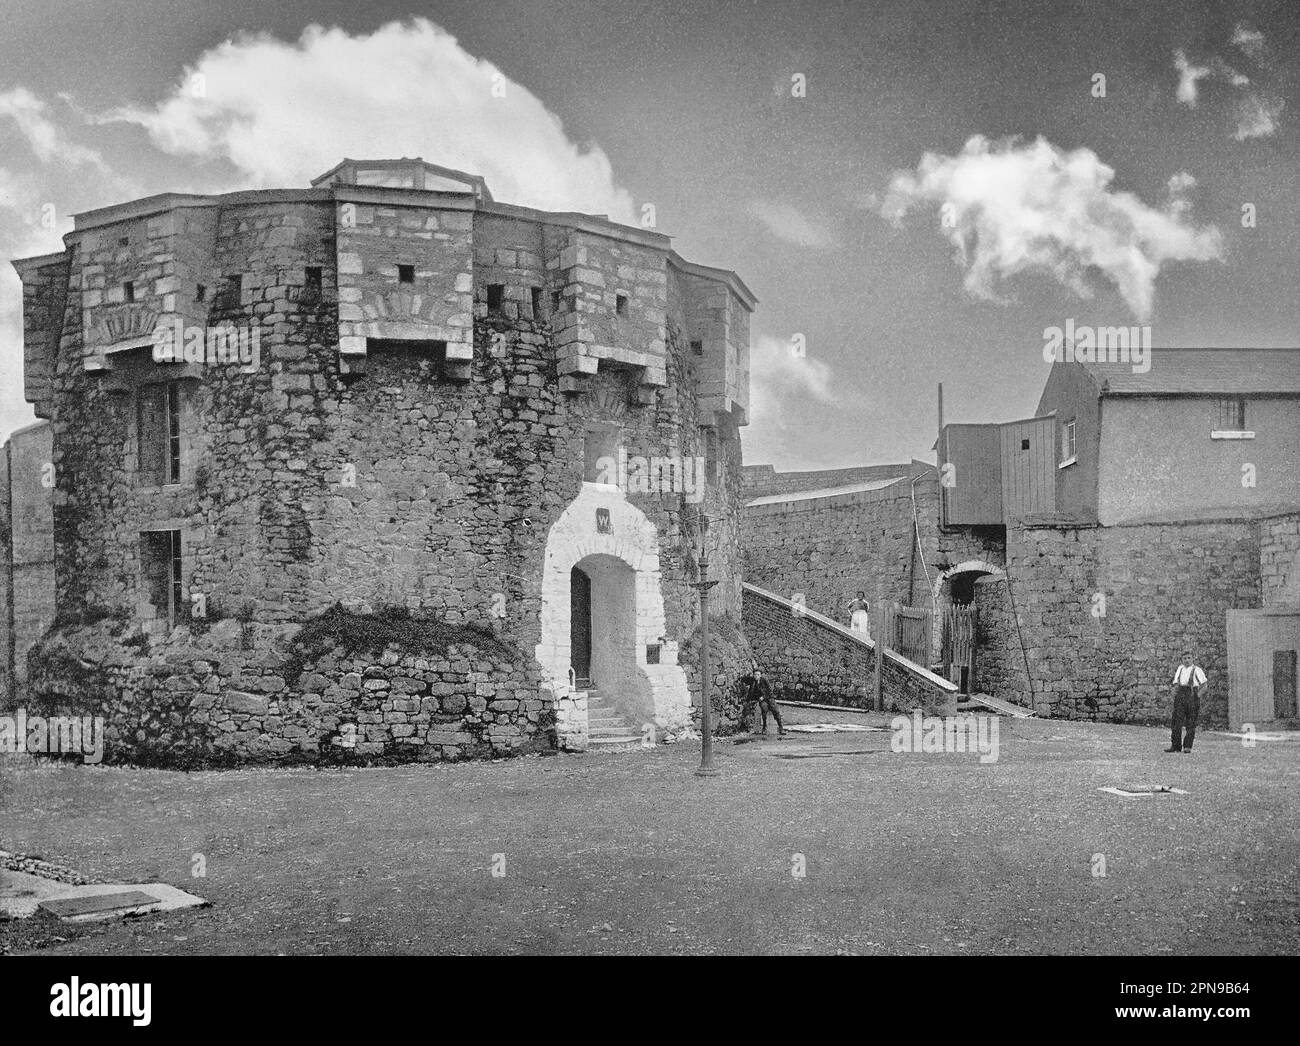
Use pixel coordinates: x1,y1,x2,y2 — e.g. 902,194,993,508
692,513,720,777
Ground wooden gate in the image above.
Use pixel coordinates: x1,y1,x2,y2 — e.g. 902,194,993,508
880,602,932,667
939,604,978,691
1227,608,1300,729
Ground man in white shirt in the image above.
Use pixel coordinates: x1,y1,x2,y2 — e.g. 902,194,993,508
1166,652,1207,753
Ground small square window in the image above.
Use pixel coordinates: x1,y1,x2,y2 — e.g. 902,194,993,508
123,281,135,303
1021,438,1030,451
615,293,629,317
486,284,505,311
1217,397,1246,431
218,274,242,309
398,264,415,284
118,236,130,247
690,340,703,357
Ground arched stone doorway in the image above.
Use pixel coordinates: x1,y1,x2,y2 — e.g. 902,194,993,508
536,482,690,749
570,554,641,706
930,559,1005,681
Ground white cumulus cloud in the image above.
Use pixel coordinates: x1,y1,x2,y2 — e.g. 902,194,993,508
1173,51,1214,106
1233,93,1284,141
92,18,637,222
879,135,1223,321
1231,22,1267,59
0,87,111,172
747,199,836,248
1174,26,1281,140
748,332,844,430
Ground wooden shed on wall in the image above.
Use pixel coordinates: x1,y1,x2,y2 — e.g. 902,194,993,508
939,414,1057,527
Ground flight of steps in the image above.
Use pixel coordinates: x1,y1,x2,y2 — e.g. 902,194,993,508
583,689,643,751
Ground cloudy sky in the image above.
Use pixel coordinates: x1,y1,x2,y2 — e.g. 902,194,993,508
1,0,1296,468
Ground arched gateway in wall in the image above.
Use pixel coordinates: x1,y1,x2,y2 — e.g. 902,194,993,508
932,559,1005,609
929,559,1006,672
535,482,691,748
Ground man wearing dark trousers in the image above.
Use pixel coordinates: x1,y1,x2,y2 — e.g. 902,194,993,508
1167,652,1207,753
741,665,785,736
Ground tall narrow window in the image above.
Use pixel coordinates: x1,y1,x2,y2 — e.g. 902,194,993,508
169,529,183,622
551,290,562,315
166,383,181,483
530,286,543,318
138,382,182,485
123,280,136,303
703,426,720,481
141,530,182,628
615,292,629,317
1062,419,1077,463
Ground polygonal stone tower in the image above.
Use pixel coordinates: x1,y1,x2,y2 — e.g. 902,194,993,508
11,158,755,765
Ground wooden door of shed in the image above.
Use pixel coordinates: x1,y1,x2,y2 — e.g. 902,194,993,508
1227,608,1300,729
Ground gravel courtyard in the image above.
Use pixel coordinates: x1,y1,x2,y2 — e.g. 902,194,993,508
2,706,1297,955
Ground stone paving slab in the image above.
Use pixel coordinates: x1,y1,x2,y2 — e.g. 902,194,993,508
1,867,207,922
40,891,161,919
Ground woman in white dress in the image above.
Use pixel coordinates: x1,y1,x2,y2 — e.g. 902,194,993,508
847,591,871,637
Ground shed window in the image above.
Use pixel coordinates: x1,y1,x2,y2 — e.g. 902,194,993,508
1217,397,1246,431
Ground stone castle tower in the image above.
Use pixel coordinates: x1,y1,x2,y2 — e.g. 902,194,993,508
11,158,754,764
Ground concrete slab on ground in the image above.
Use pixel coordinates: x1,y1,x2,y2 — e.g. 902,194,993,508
786,723,882,733
1,869,206,922
966,693,1036,718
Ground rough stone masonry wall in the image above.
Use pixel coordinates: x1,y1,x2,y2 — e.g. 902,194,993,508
991,519,1261,725
742,585,956,712
1260,512,1300,607
971,574,1022,702
742,469,1003,625
0,424,56,709
679,613,754,734
25,617,549,767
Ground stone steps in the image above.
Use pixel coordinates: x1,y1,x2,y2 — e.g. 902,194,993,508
580,690,642,750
